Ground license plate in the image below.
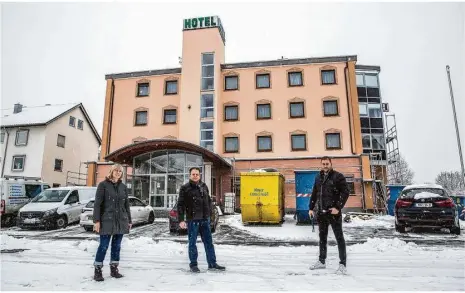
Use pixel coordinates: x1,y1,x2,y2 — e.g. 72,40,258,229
24,218,39,224
416,203,432,208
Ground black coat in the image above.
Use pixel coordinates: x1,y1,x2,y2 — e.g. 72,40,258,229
177,180,211,221
309,169,350,213
93,178,132,235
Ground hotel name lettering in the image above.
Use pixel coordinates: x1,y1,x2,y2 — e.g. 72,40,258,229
250,188,269,197
184,16,219,30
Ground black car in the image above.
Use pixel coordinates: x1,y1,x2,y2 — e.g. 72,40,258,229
169,202,219,233
395,184,461,235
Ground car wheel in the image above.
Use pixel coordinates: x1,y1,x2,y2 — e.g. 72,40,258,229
84,226,93,232
56,215,68,229
148,212,155,224
395,223,406,233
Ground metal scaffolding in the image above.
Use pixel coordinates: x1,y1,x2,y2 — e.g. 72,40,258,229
385,113,403,184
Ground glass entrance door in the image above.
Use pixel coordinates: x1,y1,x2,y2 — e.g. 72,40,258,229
150,175,167,209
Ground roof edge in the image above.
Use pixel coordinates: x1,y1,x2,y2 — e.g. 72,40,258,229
355,64,381,72
105,68,182,80
221,55,358,70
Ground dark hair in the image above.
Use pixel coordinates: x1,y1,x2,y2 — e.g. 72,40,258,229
189,167,201,174
321,156,332,163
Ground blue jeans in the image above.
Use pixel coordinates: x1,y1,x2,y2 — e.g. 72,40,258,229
94,234,124,267
187,218,216,268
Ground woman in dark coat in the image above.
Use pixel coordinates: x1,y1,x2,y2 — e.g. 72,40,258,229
92,163,132,282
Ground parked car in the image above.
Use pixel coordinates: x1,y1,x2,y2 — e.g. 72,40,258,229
0,177,50,226
394,184,461,235
169,201,219,233
80,196,155,232
17,186,96,230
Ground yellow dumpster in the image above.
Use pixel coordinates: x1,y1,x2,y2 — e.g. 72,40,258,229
240,171,285,224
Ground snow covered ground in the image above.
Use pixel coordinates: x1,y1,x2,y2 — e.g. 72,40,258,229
223,214,465,244
1,234,464,291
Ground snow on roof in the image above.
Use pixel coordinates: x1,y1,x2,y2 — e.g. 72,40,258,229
404,184,444,191
1,103,79,127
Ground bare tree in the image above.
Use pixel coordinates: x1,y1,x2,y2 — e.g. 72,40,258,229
388,154,415,185
435,171,465,193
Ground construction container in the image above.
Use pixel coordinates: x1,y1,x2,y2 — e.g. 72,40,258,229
294,170,320,224
386,185,406,216
240,171,285,224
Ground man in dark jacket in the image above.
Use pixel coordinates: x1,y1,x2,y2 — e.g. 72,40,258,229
177,167,225,273
308,156,349,274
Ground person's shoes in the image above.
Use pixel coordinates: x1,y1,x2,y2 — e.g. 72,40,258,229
190,266,201,273
94,266,104,282
110,264,123,278
309,260,326,270
208,263,226,271
335,264,347,275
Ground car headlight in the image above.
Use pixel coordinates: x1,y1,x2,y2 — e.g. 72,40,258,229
44,208,58,217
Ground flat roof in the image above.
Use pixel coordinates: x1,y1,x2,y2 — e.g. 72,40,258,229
105,55,359,80
355,64,381,72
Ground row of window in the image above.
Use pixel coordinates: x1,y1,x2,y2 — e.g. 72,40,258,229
133,100,342,126
0,129,30,146
134,68,338,97
224,132,342,153
10,155,63,172
69,116,84,130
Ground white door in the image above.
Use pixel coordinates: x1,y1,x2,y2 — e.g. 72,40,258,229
128,198,140,223
132,198,149,223
63,190,80,223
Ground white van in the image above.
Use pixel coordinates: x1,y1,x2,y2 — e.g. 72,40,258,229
18,186,97,230
0,177,50,226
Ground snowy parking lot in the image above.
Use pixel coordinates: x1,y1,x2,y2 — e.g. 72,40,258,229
1,214,464,290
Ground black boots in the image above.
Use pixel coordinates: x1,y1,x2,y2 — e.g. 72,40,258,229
190,266,201,273
110,264,124,278
208,263,226,271
94,265,123,281
94,266,104,282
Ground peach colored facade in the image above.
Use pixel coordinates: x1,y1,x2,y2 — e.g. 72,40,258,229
91,16,383,212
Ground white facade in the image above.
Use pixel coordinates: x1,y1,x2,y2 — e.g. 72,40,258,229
1,104,101,186
0,127,46,179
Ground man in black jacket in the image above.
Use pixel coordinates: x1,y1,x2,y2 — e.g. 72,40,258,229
308,156,349,274
177,167,226,273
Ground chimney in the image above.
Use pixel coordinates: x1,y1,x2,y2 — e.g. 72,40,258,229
13,103,23,114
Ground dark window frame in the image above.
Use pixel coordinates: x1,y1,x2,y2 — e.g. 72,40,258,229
77,119,84,130
54,159,63,172
137,82,150,97
323,100,339,117
224,75,239,91
291,134,307,151
224,105,239,121
257,135,273,152
163,109,177,124
255,73,271,89
288,71,303,87
325,133,342,150
69,116,76,127
224,137,239,153
289,102,305,118
134,111,148,126
256,103,272,120
164,80,178,95
321,69,336,85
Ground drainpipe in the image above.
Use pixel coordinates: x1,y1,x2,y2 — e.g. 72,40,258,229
1,128,10,177
344,62,355,155
106,78,115,159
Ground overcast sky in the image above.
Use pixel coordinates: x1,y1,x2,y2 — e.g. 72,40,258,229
2,2,464,184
